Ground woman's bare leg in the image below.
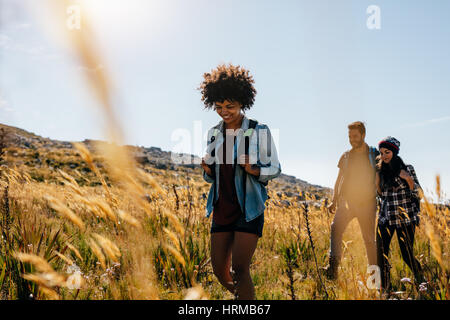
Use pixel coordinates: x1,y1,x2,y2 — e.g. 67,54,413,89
211,232,235,293
231,232,259,300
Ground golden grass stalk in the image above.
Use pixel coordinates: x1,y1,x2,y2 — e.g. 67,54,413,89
72,142,94,165
91,142,157,218
163,227,181,251
88,238,106,269
117,209,141,229
22,272,67,288
71,193,107,219
55,251,74,266
14,252,54,273
137,168,164,196
424,219,444,269
419,189,437,218
57,169,83,196
92,233,121,262
39,286,60,300
22,274,49,287
164,244,186,267
44,195,85,231
124,240,160,300
66,242,83,261
161,208,185,238
5,172,17,186
22,171,33,184
89,197,118,223
72,142,117,207
58,169,79,187
436,175,441,201
8,167,20,182
93,142,134,179
57,178,83,196
398,206,410,219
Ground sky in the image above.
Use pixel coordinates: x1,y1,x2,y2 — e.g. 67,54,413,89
1,0,449,199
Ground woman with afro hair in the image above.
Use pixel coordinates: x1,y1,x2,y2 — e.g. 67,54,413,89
199,63,281,299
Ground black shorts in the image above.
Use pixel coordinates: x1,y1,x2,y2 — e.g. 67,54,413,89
210,213,264,238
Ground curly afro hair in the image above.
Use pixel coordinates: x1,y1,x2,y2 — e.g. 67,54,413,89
198,63,257,111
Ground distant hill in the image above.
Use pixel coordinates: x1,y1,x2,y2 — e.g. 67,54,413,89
0,122,331,199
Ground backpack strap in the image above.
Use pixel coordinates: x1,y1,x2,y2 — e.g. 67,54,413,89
244,119,258,156
209,126,221,158
208,125,222,205
368,146,379,170
243,119,258,215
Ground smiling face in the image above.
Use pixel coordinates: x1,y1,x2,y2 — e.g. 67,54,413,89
214,100,243,126
380,147,394,164
348,129,365,149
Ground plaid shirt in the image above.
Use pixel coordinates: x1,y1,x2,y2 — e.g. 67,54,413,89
378,164,421,227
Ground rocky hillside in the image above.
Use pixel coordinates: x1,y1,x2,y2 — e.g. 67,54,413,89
0,122,331,199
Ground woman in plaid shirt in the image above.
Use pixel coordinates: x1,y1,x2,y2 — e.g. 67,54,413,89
375,136,425,292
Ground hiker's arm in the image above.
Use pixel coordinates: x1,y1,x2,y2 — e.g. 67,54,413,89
375,171,382,195
402,165,421,194
327,170,343,213
202,172,214,183
332,169,343,203
255,125,281,183
202,158,215,183
408,165,421,192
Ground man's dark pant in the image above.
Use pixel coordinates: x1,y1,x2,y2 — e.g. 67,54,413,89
376,222,423,290
329,198,377,266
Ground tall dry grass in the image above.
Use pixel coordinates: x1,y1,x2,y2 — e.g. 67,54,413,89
1,162,449,300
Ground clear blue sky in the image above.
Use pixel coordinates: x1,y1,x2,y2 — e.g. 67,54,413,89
1,0,449,198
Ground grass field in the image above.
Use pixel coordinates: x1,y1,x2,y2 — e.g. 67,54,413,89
0,146,448,300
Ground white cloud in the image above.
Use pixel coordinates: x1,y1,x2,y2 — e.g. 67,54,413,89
401,116,450,129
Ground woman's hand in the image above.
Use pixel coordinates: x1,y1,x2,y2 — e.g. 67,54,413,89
239,154,260,177
327,201,337,214
201,155,212,176
399,169,414,190
399,169,411,180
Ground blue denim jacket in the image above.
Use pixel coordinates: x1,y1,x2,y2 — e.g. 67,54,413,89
202,116,281,222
